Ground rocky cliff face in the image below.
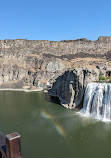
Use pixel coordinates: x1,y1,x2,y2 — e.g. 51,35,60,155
0,37,111,106
49,69,99,109
0,36,111,90
0,36,111,108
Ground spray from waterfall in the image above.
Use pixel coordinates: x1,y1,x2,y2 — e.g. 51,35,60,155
80,83,111,122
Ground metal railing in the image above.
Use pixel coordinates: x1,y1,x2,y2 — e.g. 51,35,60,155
0,132,22,158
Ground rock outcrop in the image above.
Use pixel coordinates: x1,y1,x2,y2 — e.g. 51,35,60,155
49,69,99,109
0,36,111,107
0,36,111,89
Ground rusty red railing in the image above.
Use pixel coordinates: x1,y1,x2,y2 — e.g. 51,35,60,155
0,132,22,158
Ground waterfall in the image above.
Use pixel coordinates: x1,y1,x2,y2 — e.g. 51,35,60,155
80,83,111,122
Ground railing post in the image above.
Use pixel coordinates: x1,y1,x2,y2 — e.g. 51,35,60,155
0,152,2,158
6,132,22,158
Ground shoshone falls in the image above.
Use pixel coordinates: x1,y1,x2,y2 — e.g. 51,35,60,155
80,82,111,122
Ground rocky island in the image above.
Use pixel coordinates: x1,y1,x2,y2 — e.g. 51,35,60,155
0,36,111,109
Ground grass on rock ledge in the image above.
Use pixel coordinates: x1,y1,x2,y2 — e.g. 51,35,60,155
99,75,111,83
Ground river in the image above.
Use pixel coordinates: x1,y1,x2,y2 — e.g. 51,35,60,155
0,91,111,158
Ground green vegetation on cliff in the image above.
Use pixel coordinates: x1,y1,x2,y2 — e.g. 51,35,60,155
99,75,110,82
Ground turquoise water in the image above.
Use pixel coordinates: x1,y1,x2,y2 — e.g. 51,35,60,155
0,91,111,158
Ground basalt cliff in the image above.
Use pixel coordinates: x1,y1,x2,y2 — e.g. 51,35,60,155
0,36,111,108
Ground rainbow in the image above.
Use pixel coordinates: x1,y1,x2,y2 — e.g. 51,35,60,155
41,110,66,137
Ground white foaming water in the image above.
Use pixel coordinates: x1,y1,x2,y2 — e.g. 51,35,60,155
80,83,111,122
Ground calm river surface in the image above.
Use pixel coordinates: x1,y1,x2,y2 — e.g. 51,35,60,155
0,91,111,158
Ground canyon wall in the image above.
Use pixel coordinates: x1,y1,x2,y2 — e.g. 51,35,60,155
0,36,111,107
0,36,111,89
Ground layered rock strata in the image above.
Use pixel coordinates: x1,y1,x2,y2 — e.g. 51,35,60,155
0,36,111,89
0,36,111,107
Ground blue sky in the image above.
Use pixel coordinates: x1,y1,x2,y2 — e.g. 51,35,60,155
0,0,111,41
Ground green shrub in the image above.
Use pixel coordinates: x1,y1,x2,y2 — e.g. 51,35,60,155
99,75,110,81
